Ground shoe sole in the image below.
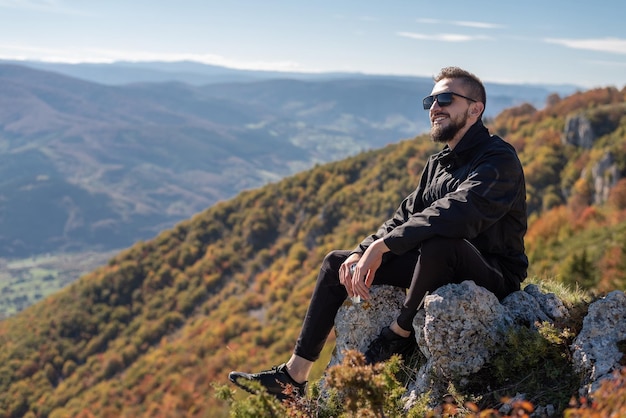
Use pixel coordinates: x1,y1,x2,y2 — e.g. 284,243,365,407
228,372,293,401
228,373,256,394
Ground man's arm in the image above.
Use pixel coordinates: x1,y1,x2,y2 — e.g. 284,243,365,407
383,148,524,255
351,159,431,255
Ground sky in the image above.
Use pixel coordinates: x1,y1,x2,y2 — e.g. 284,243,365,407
0,0,625,89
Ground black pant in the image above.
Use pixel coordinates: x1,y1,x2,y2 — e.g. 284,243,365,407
294,237,520,362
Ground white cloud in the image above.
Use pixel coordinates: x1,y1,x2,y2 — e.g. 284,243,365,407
416,18,441,24
0,44,309,72
545,37,626,55
0,0,88,14
397,32,491,42
451,20,505,29
0,0,49,8
415,18,504,29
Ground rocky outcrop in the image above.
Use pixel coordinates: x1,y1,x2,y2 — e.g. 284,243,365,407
562,113,595,149
590,152,620,205
409,281,568,403
328,285,406,368
502,283,569,326
571,290,626,397
412,281,509,389
561,111,623,205
329,281,625,411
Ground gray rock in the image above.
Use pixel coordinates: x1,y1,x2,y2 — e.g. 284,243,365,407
502,283,569,327
590,152,620,205
409,283,572,404
409,281,509,400
523,284,569,321
328,285,406,368
502,289,552,326
329,280,625,411
571,290,626,397
562,113,595,149
418,281,508,377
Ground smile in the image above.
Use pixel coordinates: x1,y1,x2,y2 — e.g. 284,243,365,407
432,114,448,123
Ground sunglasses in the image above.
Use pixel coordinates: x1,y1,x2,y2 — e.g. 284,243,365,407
422,92,477,110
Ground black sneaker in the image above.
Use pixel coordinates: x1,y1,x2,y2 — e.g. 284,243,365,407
228,363,307,401
364,326,417,364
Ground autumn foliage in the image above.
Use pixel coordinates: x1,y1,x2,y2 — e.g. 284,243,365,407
0,86,625,417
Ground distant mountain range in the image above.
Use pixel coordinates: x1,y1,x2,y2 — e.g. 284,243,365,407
0,60,584,92
0,60,581,258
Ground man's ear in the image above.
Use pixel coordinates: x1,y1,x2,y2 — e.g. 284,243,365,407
471,102,485,117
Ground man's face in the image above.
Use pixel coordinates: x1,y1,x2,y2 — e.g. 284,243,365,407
427,78,475,144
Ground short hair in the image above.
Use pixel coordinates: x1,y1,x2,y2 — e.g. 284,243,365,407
434,67,486,112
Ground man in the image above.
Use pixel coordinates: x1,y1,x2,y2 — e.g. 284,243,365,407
228,66,528,400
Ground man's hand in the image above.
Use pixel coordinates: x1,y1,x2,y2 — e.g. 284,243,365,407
350,239,390,300
339,253,361,299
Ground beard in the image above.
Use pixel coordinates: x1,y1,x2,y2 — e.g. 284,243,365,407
431,110,469,144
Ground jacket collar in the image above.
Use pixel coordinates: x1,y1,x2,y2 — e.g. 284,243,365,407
451,120,490,154
435,121,490,169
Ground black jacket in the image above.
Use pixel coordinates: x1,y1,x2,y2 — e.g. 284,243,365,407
354,121,528,283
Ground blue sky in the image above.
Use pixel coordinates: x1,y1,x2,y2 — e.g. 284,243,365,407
0,0,625,88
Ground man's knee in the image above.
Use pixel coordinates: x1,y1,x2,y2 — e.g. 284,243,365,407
321,250,349,272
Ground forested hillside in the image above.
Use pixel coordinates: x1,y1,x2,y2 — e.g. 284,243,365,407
0,86,625,417
491,87,626,291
